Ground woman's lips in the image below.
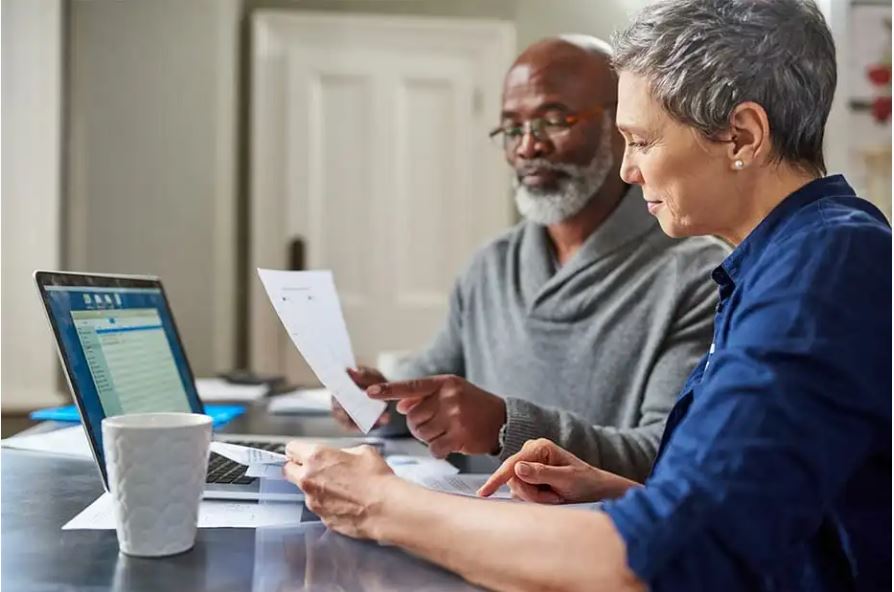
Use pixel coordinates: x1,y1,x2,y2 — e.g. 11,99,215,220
646,200,663,214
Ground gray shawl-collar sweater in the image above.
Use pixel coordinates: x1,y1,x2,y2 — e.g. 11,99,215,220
394,186,730,481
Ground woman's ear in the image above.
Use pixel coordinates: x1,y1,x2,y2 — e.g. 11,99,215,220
726,101,770,170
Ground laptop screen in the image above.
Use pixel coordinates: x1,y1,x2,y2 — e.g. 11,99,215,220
38,274,203,483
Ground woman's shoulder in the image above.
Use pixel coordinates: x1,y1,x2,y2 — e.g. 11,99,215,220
775,194,890,251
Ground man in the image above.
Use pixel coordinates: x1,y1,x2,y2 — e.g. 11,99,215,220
336,35,729,481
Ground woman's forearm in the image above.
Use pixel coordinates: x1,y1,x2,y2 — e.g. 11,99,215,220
369,477,645,592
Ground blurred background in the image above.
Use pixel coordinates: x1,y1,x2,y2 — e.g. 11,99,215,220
2,0,891,424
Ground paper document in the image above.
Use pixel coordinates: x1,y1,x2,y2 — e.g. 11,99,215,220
414,473,513,499
386,455,460,481
1,426,93,459
210,442,287,466
257,269,385,432
246,463,286,479
268,388,332,415
196,378,268,402
63,493,302,530
244,454,458,483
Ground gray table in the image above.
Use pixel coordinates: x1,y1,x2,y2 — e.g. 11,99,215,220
1,402,482,591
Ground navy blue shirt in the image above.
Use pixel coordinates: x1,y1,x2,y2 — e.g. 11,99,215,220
603,176,891,591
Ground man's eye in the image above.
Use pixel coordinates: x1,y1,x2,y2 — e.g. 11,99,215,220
543,115,569,127
503,126,523,137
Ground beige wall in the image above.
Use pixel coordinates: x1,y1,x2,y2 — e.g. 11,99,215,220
2,0,66,411
65,0,647,377
246,0,649,46
66,0,239,377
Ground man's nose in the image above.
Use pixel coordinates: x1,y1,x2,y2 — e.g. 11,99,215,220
514,131,551,160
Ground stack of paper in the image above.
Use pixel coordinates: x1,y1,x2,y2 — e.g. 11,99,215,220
1,426,93,459
267,388,332,415
63,494,302,530
196,378,268,402
257,269,385,432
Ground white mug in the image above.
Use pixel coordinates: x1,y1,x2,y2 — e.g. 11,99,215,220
102,412,211,557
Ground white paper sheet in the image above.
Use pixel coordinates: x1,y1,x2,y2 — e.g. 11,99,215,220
1,426,93,459
210,442,287,465
244,454,458,484
414,473,513,499
257,269,386,432
246,463,286,479
196,378,268,402
62,493,303,530
268,388,332,415
386,455,460,481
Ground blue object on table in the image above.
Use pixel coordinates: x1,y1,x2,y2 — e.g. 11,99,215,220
30,404,246,428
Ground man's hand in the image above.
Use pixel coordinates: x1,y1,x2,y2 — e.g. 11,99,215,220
331,367,390,431
477,438,640,503
284,442,397,539
365,375,506,458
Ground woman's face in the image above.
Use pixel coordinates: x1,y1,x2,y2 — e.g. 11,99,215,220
616,72,738,239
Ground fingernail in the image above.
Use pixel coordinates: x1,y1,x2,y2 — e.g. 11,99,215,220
516,462,531,476
367,385,381,396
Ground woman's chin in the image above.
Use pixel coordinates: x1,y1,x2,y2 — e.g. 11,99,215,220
656,217,696,239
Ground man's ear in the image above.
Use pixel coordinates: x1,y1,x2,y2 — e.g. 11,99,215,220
724,101,770,170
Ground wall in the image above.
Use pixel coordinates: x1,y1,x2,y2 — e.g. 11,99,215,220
62,0,871,380
65,0,648,375
66,0,239,377
246,0,650,46
1,0,66,411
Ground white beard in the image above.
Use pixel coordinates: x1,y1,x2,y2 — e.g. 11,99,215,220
513,113,615,225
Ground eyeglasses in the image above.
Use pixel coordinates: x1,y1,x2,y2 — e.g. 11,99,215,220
488,105,610,149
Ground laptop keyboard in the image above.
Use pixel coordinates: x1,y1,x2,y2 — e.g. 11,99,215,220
206,441,286,485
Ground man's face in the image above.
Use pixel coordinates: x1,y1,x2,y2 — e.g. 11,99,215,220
500,59,616,225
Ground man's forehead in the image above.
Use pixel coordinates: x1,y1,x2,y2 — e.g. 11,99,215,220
501,59,612,113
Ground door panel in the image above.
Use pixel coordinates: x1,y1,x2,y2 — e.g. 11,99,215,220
251,12,515,383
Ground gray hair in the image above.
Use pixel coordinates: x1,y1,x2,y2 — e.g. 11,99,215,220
612,0,836,176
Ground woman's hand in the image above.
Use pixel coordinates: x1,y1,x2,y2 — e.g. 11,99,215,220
284,441,398,539
477,438,640,503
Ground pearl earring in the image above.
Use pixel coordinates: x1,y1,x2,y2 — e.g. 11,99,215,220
733,159,745,170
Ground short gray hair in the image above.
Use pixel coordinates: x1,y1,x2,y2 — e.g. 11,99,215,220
612,0,836,176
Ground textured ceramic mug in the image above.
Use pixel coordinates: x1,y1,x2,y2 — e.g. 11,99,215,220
102,412,211,557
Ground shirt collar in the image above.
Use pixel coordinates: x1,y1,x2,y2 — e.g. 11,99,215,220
520,184,656,304
714,174,855,287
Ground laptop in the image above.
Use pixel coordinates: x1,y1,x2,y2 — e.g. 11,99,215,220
34,271,376,501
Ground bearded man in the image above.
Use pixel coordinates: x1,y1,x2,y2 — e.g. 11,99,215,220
335,35,729,481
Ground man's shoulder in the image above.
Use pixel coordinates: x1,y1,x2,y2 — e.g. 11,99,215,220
645,230,731,279
457,221,526,282
664,234,731,267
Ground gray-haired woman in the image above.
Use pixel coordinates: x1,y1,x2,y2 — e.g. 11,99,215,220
281,1,891,590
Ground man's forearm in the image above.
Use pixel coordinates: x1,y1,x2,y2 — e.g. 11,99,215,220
370,477,644,592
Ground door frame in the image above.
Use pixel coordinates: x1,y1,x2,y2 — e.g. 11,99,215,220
248,11,516,374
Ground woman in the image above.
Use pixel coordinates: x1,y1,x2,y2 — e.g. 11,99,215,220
283,1,891,590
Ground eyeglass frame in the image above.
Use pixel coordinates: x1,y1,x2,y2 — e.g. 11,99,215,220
488,103,614,149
